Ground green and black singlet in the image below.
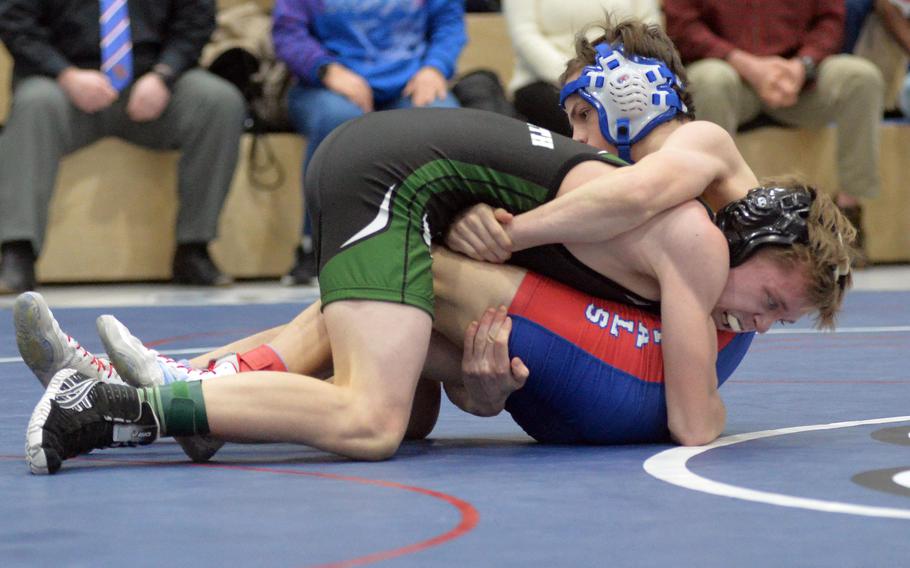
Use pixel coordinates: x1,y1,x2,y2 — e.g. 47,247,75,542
304,107,658,316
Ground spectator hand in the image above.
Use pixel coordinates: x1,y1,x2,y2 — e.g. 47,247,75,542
749,56,800,108
323,63,374,112
460,306,530,416
126,72,171,122
404,66,449,107
57,68,118,114
780,58,807,92
445,203,514,262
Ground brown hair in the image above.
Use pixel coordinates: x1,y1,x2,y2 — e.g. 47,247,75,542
760,176,859,330
559,15,696,120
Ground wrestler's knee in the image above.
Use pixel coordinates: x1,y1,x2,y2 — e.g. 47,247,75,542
339,395,411,460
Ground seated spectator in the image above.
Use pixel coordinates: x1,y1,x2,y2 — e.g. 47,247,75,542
503,0,661,137
272,0,467,285
850,0,910,116
0,0,246,293
664,0,884,263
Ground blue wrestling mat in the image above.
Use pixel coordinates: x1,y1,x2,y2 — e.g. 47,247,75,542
0,289,908,567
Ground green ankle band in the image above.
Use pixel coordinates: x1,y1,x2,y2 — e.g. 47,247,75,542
154,381,210,437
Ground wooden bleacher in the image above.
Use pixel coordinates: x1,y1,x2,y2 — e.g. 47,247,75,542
0,12,906,284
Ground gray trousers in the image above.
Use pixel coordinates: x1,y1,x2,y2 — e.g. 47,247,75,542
686,54,885,199
0,68,246,254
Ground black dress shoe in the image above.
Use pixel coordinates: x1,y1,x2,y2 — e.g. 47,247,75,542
172,243,233,286
280,245,316,286
0,240,37,295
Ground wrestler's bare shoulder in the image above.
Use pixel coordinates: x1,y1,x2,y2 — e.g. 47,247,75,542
655,200,729,263
667,121,757,206
670,120,734,144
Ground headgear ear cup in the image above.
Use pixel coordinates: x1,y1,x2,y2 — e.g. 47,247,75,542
559,43,685,162
714,186,814,266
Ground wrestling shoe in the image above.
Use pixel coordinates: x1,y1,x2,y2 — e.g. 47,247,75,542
96,314,239,386
14,292,123,388
97,314,229,462
25,368,159,475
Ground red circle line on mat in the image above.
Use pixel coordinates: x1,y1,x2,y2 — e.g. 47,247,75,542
136,332,482,564
7,329,479,565
1,455,480,567
195,461,481,568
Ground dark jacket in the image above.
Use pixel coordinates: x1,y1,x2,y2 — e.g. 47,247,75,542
0,0,215,82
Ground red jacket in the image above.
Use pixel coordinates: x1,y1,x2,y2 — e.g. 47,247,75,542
664,0,845,64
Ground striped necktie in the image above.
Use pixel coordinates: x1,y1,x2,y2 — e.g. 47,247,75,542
99,0,133,91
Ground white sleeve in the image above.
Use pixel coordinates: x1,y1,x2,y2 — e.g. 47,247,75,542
503,0,573,85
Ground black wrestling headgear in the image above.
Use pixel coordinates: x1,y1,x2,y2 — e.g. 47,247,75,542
715,185,814,266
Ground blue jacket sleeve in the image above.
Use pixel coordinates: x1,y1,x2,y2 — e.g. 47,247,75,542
272,0,333,84
421,0,467,79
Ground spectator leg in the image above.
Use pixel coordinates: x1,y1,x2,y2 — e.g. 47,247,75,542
0,77,106,254
685,58,761,134
287,86,365,245
385,92,461,110
854,13,908,108
119,69,246,245
767,54,885,201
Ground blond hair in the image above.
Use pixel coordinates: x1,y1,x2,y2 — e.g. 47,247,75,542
559,15,695,120
760,177,859,330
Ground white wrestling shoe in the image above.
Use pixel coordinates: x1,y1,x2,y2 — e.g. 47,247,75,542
96,314,231,462
14,292,123,388
96,314,239,387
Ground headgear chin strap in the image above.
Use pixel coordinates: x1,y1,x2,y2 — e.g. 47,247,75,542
559,43,686,162
715,186,814,267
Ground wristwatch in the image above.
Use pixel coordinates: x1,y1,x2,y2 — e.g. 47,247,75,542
799,55,818,83
151,63,177,89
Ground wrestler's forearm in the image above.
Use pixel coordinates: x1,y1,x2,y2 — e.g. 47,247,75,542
509,164,649,250
668,392,726,446
510,152,712,250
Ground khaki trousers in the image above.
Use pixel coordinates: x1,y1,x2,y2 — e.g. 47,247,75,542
686,55,884,199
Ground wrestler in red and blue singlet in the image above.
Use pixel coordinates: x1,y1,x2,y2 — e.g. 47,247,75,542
505,272,754,444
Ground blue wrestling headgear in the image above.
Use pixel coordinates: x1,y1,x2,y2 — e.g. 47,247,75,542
715,186,814,267
559,42,686,162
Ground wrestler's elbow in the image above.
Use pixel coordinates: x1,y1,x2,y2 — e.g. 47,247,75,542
671,425,722,447
636,150,712,211
668,402,726,446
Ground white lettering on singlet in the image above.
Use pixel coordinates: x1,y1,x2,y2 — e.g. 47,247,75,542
527,124,554,149
584,303,662,349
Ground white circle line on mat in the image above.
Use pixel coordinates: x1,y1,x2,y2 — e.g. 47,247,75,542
643,416,910,519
